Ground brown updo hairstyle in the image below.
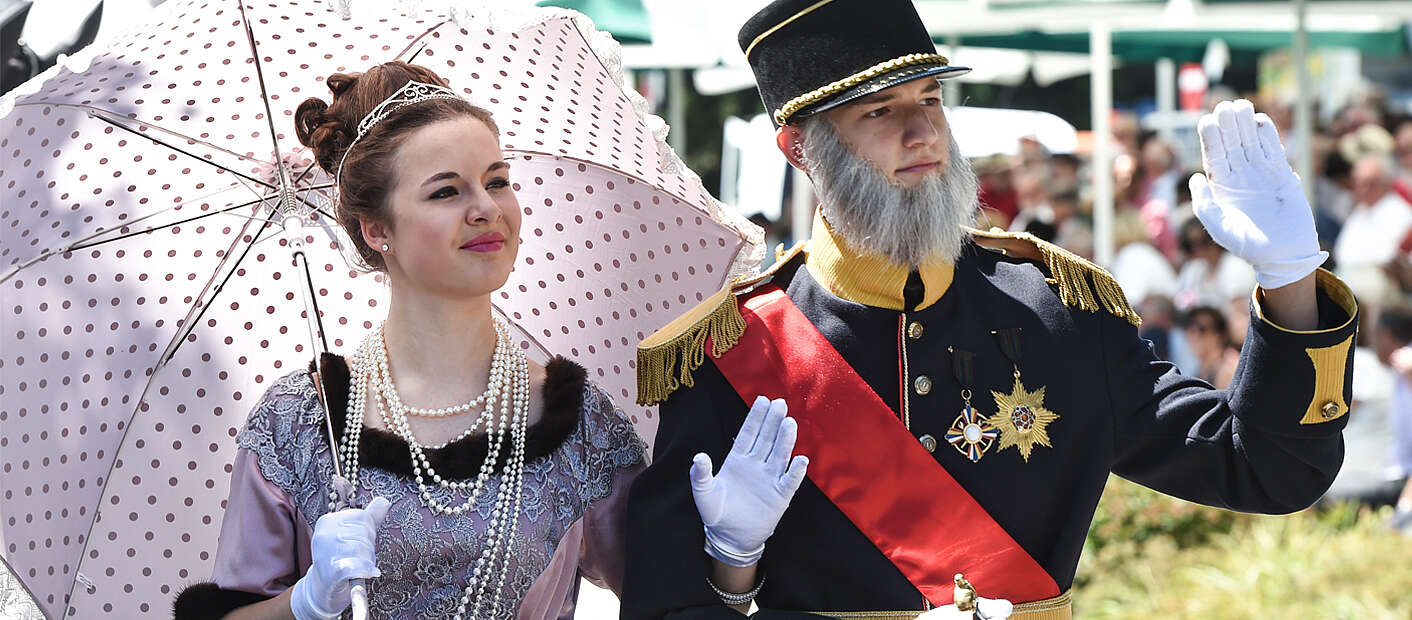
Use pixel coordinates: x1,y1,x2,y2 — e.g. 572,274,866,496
293,61,498,271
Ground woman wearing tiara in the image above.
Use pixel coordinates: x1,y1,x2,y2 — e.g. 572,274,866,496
171,61,647,619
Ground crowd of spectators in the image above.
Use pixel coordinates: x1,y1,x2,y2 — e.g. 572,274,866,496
972,88,1412,530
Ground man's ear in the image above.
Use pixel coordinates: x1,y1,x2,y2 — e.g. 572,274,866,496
777,125,809,172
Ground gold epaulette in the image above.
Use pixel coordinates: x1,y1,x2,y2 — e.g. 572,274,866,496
967,227,1142,327
636,242,805,405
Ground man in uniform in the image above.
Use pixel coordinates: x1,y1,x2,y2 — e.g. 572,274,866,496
621,0,1358,617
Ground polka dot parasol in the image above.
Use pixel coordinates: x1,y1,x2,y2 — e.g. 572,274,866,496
0,1,763,617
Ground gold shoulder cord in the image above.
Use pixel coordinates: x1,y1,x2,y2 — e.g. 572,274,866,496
967,227,1141,326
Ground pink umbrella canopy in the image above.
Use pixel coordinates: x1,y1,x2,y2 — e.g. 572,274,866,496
0,0,761,617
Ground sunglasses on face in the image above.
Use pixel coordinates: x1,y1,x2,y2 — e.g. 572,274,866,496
1186,321,1218,334
1182,235,1215,252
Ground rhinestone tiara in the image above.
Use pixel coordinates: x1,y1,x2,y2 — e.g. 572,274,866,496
333,80,463,196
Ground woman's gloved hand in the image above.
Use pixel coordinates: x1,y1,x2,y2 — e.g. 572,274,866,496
289,496,392,620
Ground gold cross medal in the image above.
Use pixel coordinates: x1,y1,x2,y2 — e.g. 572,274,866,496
985,328,1059,462
944,349,999,463
946,398,1000,463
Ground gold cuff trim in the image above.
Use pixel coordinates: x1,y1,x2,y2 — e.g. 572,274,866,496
968,227,1141,326
806,590,1072,619
774,53,949,125
1299,333,1354,425
635,285,745,406
1252,268,1358,335
744,0,838,60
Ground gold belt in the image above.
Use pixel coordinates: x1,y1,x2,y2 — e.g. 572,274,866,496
808,589,1072,619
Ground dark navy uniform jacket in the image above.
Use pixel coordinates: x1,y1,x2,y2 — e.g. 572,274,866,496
620,230,1357,619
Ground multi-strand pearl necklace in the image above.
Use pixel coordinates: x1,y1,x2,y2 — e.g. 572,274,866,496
337,317,531,619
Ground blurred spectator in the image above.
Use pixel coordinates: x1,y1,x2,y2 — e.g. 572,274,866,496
1143,171,1188,262
1373,304,1412,531
1334,155,1412,304
1395,120,1412,186
1137,294,1177,361
1053,207,1094,259
1008,169,1052,233
1051,153,1081,190
1311,133,1354,250
1227,293,1251,352
1173,217,1256,312
1259,96,1294,146
1338,104,1384,135
1112,151,1142,210
1016,136,1050,173
1111,210,1176,307
1138,135,1180,211
1203,85,1239,113
976,154,1019,227
1050,186,1080,224
1339,123,1395,168
1112,110,1140,157
1182,305,1240,389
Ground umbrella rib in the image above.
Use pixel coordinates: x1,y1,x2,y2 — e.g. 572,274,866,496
502,149,722,220
65,198,276,254
62,210,268,616
393,20,451,63
237,0,295,202
0,182,260,284
78,107,277,190
164,214,279,366
14,102,280,170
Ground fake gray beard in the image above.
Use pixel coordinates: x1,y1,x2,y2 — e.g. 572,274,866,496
801,117,978,267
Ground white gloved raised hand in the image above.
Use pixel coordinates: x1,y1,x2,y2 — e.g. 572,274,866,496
1189,99,1326,290
691,395,809,568
290,496,392,620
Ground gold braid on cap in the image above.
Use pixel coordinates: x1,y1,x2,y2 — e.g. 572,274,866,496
773,53,948,125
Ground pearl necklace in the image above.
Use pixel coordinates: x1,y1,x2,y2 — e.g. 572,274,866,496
371,327,497,418
337,317,531,619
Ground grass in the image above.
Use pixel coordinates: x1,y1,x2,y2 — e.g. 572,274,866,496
1075,476,1412,619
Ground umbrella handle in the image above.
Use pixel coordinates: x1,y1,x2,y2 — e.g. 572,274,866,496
349,579,368,620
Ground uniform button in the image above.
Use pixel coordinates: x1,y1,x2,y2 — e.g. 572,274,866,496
907,321,924,340
919,434,938,453
1321,401,1341,419
914,375,933,395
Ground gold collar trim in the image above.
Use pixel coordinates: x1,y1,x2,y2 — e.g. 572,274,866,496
804,211,953,311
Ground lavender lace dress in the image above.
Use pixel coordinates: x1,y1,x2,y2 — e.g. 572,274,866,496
172,356,646,619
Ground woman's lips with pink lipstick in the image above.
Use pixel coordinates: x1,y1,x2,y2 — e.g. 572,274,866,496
461,232,505,252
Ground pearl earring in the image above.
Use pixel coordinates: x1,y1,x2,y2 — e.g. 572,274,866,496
380,243,390,252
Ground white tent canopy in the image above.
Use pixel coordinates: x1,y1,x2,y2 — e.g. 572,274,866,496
948,106,1080,159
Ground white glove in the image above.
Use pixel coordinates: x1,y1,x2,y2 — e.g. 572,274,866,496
914,597,1014,619
1189,99,1326,290
290,496,392,620
691,396,809,568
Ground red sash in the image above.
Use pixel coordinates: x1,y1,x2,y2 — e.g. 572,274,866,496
710,285,1060,606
